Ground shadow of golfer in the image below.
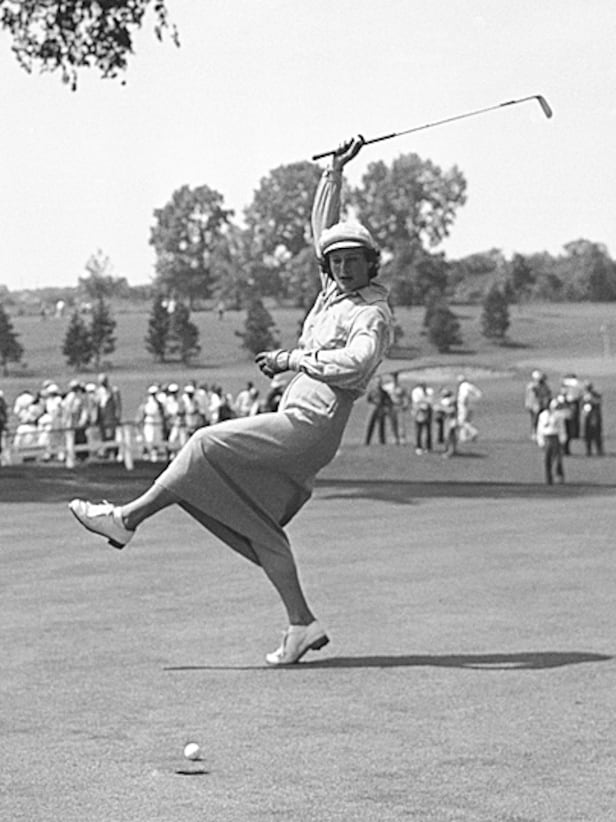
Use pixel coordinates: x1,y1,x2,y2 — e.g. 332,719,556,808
165,650,612,672
293,651,612,670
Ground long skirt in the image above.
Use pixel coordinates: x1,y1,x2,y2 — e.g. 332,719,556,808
154,374,354,566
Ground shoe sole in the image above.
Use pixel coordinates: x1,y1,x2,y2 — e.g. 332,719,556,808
68,505,126,550
267,633,330,666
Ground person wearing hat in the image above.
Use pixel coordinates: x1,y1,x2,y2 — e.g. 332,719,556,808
136,384,168,462
536,397,568,484
69,135,393,666
524,370,552,441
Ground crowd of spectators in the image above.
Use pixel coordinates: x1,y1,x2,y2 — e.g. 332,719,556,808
0,373,288,466
0,367,605,475
364,372,482,458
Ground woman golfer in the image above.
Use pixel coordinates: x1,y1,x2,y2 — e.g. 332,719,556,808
69,135,393,665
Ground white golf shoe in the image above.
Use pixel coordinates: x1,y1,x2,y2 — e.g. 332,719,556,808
68,499,134,549
265,620,329,666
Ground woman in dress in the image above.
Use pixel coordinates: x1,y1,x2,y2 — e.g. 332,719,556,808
69,135,393,665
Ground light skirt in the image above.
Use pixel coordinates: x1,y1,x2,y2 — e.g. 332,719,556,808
154,374,353,565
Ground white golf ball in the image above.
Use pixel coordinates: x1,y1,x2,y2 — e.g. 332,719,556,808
183,742,201,761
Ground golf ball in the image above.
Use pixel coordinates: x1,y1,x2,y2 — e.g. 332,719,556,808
183,742,201,761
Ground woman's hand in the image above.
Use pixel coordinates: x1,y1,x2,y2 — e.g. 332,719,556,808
332,135,365,171
255,350,291,379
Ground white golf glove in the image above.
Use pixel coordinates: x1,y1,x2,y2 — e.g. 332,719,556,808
255,349,292,379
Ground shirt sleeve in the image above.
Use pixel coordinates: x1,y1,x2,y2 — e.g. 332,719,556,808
288,306,391,391
311,168,343,257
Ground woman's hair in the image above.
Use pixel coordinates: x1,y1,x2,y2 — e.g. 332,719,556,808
320,247,381,280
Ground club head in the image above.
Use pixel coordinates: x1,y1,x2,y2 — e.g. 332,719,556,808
536,95,553,119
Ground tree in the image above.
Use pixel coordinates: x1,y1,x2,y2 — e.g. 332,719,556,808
62,309,93,369
150,184,234,308
558,239,616,301
351,154,467,257
0,303,24,375
236,298,279,356
480,284,510,343
243,162,322,300
449,249,506,304
89,297,116,369
426,301,462,353
0,0,178,90
507,253,535,303
145,293,171,362
79,250,129,302
166,303,200,364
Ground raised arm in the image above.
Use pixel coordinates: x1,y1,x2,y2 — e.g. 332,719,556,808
311,135,365,257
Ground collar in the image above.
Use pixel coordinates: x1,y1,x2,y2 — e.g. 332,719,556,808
322,277,389,306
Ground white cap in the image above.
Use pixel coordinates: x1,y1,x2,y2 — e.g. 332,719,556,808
319,220,377,258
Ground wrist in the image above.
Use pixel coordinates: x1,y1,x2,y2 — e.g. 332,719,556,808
287,349,302,370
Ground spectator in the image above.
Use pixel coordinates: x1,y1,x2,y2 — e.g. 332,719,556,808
438,389,458,458
195,384,211,427
137,385,168,462
524,370,551,441
560,373,584,454
13,391,45,450
410,380,434,454
38,383,64,461
581,381,603,456
264,375,287,412
95,373,122,459
0,389,7,460
456,374,482,444
235,381,260,417
365,376,394,445
181,384,203,435
62,380,89,461
385,372,409,445
165,383,186,454
536,397,567,484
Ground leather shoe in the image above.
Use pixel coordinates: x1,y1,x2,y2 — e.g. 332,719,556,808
265,620,329,666
68,499,134,549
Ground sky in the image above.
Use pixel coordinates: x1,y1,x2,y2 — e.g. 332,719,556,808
1,0,615,291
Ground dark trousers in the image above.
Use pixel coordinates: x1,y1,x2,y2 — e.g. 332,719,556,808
415,421,432,451
366,409,387,444
543,435,564,484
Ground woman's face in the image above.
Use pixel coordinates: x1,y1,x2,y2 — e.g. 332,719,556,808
327,247,371,292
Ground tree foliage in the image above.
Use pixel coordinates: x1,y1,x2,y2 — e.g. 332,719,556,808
425,299,462,353
0,0,178,90
62,308,93,369
144,292,171,362
89,297,116,368
78,249,129,302
150,184,234,308
0,303,24,375
166,302,200,364
243,162,322,301
480,284,510,342
352,154,467,256
235,297,279,356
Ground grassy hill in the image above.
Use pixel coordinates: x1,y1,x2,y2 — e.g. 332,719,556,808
2,301,615,450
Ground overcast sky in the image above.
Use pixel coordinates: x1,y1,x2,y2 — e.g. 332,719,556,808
1,0,614,291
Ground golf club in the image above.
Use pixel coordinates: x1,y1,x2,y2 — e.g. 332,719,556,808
312,94,553,161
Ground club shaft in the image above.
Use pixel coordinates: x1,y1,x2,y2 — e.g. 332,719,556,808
312,94,552,161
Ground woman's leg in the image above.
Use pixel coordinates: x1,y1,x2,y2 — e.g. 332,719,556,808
252,542,315,626
119,483,178,530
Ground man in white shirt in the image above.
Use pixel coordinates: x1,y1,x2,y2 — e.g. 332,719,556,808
536,398,567,484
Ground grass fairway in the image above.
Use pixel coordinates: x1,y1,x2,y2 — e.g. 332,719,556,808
2,302,616,820
2,442,616,821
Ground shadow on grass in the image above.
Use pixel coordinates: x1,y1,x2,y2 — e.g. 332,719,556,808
166,651,612,673
2,463,616,503
316,478,616,503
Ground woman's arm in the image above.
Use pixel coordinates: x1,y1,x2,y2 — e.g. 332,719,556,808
311,136,365,257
